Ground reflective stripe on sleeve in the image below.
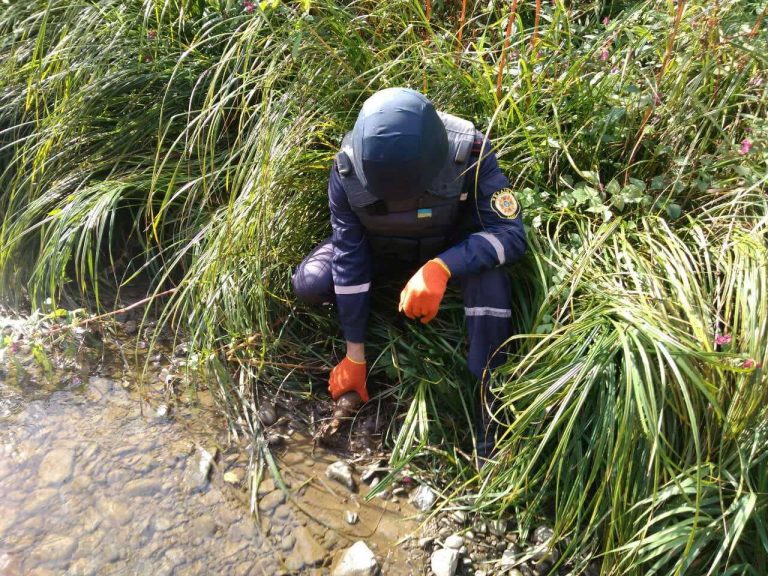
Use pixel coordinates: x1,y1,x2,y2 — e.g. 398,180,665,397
472,232,506,265
334,282,371,295
464,307,512,318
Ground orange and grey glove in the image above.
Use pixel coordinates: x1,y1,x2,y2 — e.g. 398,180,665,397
328,356,369,402
398,258,451,324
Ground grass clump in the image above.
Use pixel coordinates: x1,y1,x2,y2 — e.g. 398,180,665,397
1,0,767,573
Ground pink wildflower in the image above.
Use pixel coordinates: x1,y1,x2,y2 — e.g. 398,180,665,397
243,1,255,13
715,334,732,346
147,30,157,39
603,17,610,26
599,49,610,61
740,139,752,155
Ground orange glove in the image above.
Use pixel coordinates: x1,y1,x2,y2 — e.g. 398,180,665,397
328,357,369,402
398,259,451,324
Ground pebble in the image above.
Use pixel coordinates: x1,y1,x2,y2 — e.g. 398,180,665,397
533,525,553,545
438,526,452,539
345,511,359,525
283,526,326,571
223,469,245,484
258,490,286,512
280,533,296,552
360,460,384,484
430,548,459,576
182,446,216,492
123,478,163,497
410,484,436,512
30,535,77,564
418,537,434,550
326,461,356,491
451,510,468,524
500,548,517,566
332,541,378,576
38,448,75,485
444,535,464,550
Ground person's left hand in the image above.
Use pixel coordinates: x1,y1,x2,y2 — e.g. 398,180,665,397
399,259,451,324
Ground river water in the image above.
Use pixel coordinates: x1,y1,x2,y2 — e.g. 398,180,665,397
0,313,424,575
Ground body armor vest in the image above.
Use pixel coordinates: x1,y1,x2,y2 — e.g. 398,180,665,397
335,112,476,264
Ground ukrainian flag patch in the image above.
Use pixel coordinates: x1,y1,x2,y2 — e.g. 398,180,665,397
417,208,433,219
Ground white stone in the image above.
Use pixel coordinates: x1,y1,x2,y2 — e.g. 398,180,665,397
444,535,464,550
326,461,356,491
431,548,459,576
409,484,436,512
332,541,378,576
345,511,359,525
38,448,75,485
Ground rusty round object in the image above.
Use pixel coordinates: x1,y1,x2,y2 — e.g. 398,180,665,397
333,391,362,417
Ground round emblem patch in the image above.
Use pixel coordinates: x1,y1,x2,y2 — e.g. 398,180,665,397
491,189,520,219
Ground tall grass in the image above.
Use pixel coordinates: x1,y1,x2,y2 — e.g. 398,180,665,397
1,0,766,573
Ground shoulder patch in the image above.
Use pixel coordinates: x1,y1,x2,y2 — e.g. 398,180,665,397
490,188,520,219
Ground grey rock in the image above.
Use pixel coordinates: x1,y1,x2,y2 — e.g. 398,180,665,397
431,548,459,576
444,535,464,550
38,448,75,485
475,571,488,576
418,537,434,550
123,478,163,497
451,510,468,524
182,447,217,492
30,535,77,564
258,489,286,512
500,548,518,567
326,461,356,491
489,519,507,536
409,484,436,512
360,460,385,484
284,526,325,571
345,511,359,525
464,530,475,541
533,525,554,545
332,541,378,576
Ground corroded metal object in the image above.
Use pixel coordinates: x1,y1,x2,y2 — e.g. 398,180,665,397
315,392,362,440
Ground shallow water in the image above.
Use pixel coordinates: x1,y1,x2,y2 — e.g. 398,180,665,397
0,319,423,575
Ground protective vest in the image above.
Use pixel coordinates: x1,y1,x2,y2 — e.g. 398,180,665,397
335,112,476,263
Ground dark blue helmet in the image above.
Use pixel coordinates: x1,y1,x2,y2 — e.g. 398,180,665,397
351,88,448,201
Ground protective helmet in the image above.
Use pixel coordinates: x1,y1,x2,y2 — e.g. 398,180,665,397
351,88,448,201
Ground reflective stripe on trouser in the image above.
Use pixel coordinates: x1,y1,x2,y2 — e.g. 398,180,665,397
460,267,513,459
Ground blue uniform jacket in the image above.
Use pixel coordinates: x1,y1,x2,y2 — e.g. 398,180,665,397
329,136,527,342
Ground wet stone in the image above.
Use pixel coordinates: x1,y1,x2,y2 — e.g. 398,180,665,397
123,477,163,497
190,515,217,539
284,526,326,572
182,446,217,492
258,489,286,512
326,461,356,492
431,548,459,576
38,448,75,485
333,541,378,576
30,535,77,564
410,484,436,512
280,533,296,551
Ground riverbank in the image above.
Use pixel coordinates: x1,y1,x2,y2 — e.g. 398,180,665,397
0,308,599,576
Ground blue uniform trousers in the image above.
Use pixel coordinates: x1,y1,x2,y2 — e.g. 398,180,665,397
293,239,512,456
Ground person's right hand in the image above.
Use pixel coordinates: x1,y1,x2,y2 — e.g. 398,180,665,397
328,357,369,402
